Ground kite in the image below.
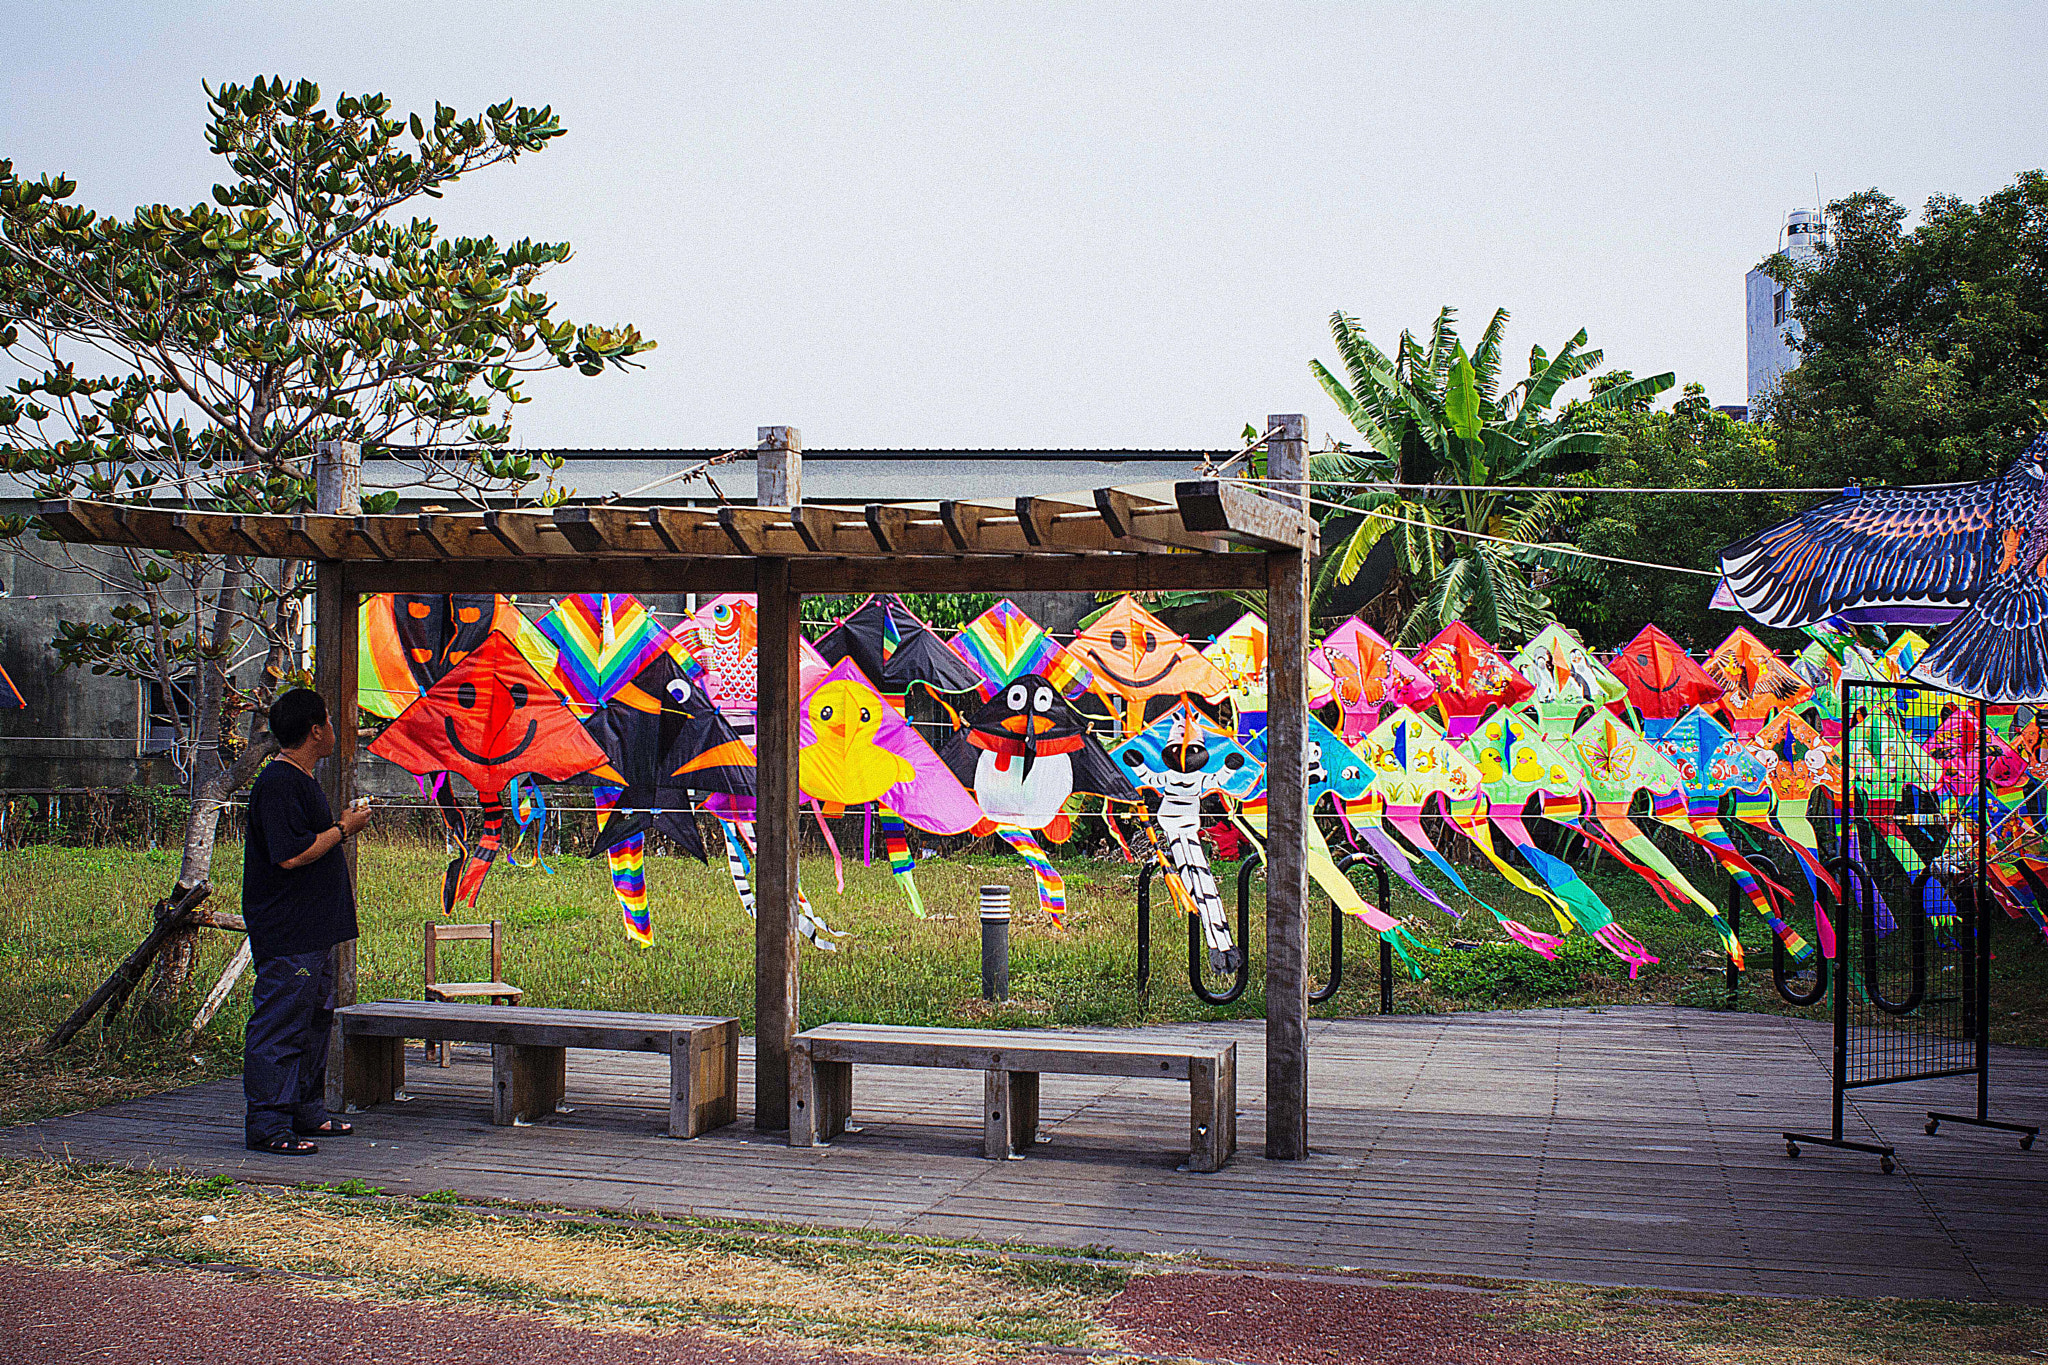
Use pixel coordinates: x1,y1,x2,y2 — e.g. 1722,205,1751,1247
1607,624,1724,727
1350,706,1566,957
1200,611,1334,750
357,593,560,720
1703,628,1812,736
0,659,20,710
1111,702,1264,971
1715,433,2048,700
1233,717,1430,972
1071,596,1230,732
1562,709,1745,963
1312,616,1436,743
1511,623,1629,739
1646,707,1813,962
1925,704,2030,800
1459,708,1657,975
947,598,1101,702
797,657,984,914
1747,707,1843,926
535,593,674,718
814,594,986,699
680,594,762,714
369,631,619,911
1412,622,1535,741
584,650,758,944
938,672,1140,925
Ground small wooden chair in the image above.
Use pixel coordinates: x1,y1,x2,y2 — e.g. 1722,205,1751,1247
423,921,522,1065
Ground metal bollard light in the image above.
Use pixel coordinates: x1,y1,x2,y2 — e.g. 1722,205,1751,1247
980,885,1011,1001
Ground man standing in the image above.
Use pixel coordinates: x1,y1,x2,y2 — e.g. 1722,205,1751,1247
242,688,371,1155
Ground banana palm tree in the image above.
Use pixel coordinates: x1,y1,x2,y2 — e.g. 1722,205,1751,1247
1308,307,1672,643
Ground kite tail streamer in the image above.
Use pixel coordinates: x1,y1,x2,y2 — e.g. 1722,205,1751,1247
1302,820,1428,976
877,809,926,918
1662,801,1811,964
452,792,506,909
993,824,1065,927
609,836,651,946
810,799,847,893
1343,802,1461,920
1156,805,1238,972
1388,808,1497,916
720,820,843,951
1441,805,1564,959
1494,811,1656,971
1595,809,1742,967
503,778,555,873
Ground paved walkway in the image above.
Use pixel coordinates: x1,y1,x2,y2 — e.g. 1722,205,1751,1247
6,1007,2043,1301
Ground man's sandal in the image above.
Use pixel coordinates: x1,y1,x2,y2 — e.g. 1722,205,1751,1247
247,1136,319,1155
295,1119,352,1137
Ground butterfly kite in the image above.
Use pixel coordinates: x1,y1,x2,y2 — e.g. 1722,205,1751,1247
1313,616,1436,743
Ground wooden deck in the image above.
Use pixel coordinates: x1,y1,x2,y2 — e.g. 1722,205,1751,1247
7,1006,2043,1301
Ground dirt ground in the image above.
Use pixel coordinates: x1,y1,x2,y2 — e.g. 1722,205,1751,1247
0,1260,1689,1365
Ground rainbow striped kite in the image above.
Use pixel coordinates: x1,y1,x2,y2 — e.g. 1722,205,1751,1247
535,594,674,712
949,598,1100,702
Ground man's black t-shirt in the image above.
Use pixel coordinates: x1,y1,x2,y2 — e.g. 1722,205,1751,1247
242,759,358,961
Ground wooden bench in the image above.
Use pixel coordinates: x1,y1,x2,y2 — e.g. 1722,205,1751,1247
337,1001,739,1138
789,1023,1236,1171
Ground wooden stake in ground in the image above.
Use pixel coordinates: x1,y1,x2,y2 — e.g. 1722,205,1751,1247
44,882,212,1051
178,936,253,1051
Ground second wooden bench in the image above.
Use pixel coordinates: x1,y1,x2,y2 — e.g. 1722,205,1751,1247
788,1022,1236,1171
338,1000,739,1138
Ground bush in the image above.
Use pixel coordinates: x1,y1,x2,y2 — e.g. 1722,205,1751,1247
1424,935,1625,1002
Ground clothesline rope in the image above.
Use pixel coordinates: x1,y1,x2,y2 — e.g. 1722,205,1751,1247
1236,476,1851,496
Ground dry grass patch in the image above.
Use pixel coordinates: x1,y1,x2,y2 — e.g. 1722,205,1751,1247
0,1159,1127,1358
1507,1280,2048,1365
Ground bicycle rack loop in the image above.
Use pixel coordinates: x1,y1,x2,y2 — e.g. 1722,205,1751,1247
1134,858,1249,1005
1773,868,1833,1007
1137,848,1397,1010
1861,862,1930,1015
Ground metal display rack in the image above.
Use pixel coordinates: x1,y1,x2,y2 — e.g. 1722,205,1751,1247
1785,679,2038,1170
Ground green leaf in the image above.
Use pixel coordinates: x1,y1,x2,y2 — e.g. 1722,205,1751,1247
1444,348,1480,440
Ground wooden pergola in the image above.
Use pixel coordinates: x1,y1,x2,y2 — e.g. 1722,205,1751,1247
41,421,1323,1158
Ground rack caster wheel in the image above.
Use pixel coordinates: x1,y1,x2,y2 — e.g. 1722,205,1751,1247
1880,1155,1895,1174
1926,1119,1940,1136
1785,1141,1799,1158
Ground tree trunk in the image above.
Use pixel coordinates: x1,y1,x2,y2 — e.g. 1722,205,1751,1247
140,728,274,1027
143,563,249,1018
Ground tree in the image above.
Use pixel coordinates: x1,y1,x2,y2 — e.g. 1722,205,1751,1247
1765,170,2048,488
1557,382,1807,649
1309,307,1672,643
0,77,653,1020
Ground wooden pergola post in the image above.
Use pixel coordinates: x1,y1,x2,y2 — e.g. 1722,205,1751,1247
753,427,803,1130
314,440,362,1113
1262,414,1311,1159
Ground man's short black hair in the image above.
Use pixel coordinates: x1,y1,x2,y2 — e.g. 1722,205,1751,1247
269,688,329,749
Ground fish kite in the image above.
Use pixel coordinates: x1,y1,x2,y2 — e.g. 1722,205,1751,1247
369,632,619,911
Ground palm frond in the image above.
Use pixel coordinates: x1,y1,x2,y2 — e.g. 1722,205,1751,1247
1471,309,1509,408
1310,359,1400,459
1501,429,1604,481
1586,370,1677,410
1509,330,1591,437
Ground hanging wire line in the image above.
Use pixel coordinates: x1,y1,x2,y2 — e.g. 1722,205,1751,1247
1234,475,1851,496
1271,485,1723,578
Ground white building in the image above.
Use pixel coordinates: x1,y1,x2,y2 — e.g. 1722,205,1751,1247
1745,208,1826,411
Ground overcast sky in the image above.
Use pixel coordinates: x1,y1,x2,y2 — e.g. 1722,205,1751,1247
7,2,2044,452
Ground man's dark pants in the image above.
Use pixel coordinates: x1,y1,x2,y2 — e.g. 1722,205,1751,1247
244,948,336,1146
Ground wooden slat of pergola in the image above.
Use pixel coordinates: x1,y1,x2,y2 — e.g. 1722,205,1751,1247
34,424,1319,1160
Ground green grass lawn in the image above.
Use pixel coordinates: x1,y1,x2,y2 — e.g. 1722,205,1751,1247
2,833,2043,1126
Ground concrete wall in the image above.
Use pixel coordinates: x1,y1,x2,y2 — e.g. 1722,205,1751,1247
1745,265,1799,411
